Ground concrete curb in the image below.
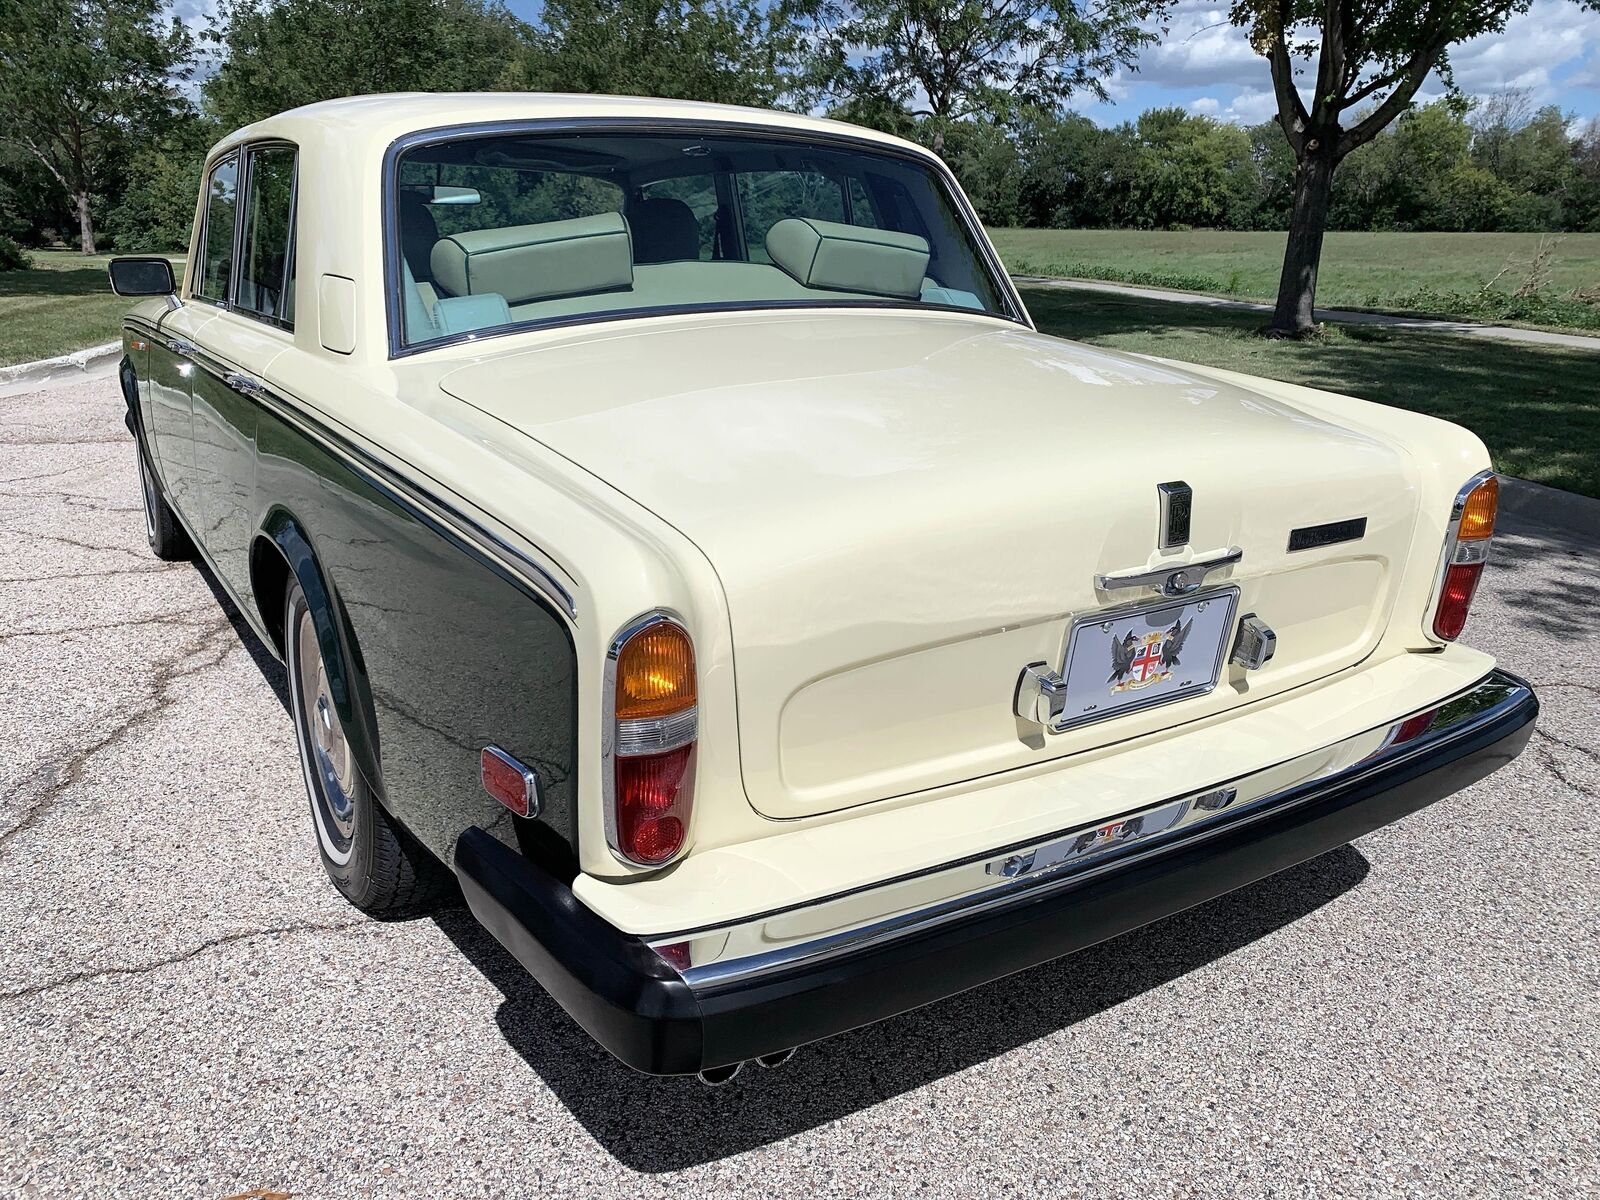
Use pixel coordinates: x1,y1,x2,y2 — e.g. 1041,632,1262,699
0,341,121,399
1500,476,1600,540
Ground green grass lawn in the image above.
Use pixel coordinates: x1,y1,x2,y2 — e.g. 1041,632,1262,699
1021,284,1600,500
0,249,183,368
991,228,1600,329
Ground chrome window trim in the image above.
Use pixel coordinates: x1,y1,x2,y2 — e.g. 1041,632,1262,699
645,670,1532,987
379,117,1032,360
601,608,696,868
190,139,302,334
191,149,241,308
123,311,579,623
234,141,300,332
1423,469,1496,646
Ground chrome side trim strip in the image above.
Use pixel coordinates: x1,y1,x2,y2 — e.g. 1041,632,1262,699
646,671,1531,988
124,313,578,621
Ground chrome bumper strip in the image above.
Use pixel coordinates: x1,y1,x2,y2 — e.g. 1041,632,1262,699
649,671,1532,989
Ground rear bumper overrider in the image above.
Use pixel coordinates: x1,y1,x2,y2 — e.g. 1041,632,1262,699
455,669,1537,1075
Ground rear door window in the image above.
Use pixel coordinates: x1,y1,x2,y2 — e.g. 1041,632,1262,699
236,145,297,326
194,153,239,304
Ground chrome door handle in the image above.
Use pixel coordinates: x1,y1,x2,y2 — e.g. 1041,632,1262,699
224,371,270,401
1095,547,1243,596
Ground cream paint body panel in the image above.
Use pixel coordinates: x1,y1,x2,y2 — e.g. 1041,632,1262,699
574,644,1496,934
174,93,1496,884
439,312,1425,818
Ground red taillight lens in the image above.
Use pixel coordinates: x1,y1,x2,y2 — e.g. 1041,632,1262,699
615,744,692,865
1433,561,1484,641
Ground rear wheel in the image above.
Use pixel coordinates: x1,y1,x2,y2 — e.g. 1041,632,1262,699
136,442,191,561
285,581,449,913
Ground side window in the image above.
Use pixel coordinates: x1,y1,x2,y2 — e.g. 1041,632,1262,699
238,145,297,326
847,178,880,228
736,171,846,263
195,153,239,303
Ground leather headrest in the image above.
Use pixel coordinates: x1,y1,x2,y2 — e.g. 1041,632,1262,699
764,218,930,299
430,212,633,304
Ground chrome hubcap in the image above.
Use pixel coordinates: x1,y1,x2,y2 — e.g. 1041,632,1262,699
296,612,357,857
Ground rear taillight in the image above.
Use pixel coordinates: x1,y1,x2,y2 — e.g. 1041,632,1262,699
1432,472,1497,642
607,614,697,867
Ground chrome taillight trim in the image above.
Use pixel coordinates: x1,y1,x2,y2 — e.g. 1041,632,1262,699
1424,469,1497,646
602,609,697,868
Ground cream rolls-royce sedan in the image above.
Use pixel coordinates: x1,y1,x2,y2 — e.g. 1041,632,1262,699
106,93,1537,1082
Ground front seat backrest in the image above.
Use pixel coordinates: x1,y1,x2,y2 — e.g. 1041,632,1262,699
630,197,700,263
398,190,441,285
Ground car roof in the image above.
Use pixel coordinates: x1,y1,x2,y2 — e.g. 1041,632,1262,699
210,92,932,164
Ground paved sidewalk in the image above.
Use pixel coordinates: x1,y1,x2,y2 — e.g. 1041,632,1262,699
1015,275,1600,351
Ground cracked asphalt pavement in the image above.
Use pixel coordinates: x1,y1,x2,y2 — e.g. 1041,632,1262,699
2,376,1597,1199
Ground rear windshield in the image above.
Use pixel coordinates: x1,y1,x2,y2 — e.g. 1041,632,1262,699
391,129,1011,349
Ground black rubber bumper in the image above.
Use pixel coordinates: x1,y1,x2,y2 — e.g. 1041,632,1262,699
454,669,1537,1076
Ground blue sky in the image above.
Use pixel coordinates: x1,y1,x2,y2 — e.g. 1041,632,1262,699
174,0,1600,126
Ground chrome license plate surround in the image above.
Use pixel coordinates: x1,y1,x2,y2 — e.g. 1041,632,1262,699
1052,586,1241,733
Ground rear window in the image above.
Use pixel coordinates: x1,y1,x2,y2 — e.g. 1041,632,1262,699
390,129,1011,350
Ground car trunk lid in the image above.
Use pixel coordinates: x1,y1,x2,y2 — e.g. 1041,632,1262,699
440,310,1420,819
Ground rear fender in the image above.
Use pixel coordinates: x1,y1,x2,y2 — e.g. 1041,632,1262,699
257,507,385,796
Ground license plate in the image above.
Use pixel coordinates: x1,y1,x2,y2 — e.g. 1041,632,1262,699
1051,587,1240,731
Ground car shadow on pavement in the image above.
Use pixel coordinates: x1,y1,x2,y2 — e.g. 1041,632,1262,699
1489,516,1600,640
429,843,1370,1172
195,560,290,712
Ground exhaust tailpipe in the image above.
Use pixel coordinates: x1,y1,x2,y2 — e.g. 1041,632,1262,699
697,1061,743,1086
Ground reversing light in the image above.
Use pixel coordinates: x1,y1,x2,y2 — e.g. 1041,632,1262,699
609,615,697,867
1432,472,1497,642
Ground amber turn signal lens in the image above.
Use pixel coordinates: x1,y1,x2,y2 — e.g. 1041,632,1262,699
1457,474,1498,541
615,622,697,720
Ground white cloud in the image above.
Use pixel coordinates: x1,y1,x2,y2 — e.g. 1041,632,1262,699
1188,96,1221,115
1223,88,1281,125
1133,2,1263,89
1447,0,1600,99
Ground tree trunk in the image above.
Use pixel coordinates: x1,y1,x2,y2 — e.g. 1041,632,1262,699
1270,150,1336,335
74,191,96,255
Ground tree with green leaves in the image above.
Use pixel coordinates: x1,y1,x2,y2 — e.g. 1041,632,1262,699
0,0,192,253
203,0,529,131
521,0,806,107
795,0,1164,152
1230,0,1600,335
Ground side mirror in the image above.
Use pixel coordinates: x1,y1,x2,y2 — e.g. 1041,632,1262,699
108,256,177,298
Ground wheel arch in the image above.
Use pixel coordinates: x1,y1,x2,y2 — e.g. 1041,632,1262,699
251,507,385,796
